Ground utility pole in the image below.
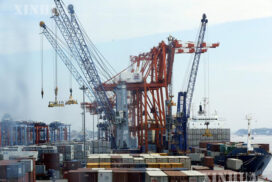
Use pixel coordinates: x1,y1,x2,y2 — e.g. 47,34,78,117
93,114,95,141
80,85,87,163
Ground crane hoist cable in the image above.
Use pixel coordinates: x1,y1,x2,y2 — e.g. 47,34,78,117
40,27,44,99
61,0,115,80
55,22,58,102
65,71,78,105
48,20,64,108
75,13,117,78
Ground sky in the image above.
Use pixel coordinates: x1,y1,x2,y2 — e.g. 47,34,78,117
0,0,272,131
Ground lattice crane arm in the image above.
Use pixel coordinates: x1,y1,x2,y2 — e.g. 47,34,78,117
39,21,95,102
67,4,113,120
174,14,208,152
52,0,113,123
185,14,208,117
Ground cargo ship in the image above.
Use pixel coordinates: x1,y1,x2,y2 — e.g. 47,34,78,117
187,101,272,178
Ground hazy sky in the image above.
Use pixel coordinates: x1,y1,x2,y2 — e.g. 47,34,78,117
0,0,272,131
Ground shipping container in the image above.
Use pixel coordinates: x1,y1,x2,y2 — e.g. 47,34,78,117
226,158,243,171
87,163,99,168
98,169,112,182
164,170,188,182
36,165,46,175
159,163,171,168
180,170,207,182
99,162,111,168
203,157,214,169
112,169,129,182
42,153,60,170
63,160,81,172
146,170,168,182
68,168,98,182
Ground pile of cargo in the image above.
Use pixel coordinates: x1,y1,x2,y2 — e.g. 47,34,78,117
64,167,246,182
0,158,35,182
22,145,57,162
90,140,111,154
73,143,84,161
87,153,191,169
187,129,230,147
57,144,75,161
188,141,271,172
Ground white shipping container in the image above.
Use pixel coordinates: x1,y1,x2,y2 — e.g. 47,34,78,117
226,158,243,170
123,157,134,163
181,170,207,182
145,170,168,182
187,153,204,162
98,170,112,182
178,156,191,169
156,157,168,163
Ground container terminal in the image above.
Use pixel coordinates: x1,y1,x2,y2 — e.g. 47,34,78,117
0,0,271,181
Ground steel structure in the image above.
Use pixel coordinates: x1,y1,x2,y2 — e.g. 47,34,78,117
40,22,94,102
52,1,113,120
49,121,71,143
0,119,70,147
39,0,115,141
175,14,213,152
103,33,218,152
40,1,219,152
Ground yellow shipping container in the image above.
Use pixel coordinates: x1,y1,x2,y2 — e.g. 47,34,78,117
171,163,183,168
86,163,99,168
159,163,171,168
159,153,168,156
99,162,111,168
147,163,160,168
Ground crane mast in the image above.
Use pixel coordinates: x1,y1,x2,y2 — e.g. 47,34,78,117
176,14,208,152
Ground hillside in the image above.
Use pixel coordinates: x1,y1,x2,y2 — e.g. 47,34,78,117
235,128,272,136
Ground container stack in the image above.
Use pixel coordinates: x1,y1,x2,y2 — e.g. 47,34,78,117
22,145,57,161
65,168,246,182
0,159,35,182
90,140,111,154
187,128,231,147
73,143,84,161
87,153,191,169
57,144,74,161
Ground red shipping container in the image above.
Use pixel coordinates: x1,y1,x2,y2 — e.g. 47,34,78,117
203,157,214,168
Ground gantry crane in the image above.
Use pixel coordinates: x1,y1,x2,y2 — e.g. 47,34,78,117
174,14,217,152
40,0,219,151
103,34,218,152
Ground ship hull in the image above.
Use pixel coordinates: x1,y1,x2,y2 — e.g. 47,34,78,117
226,148,272,177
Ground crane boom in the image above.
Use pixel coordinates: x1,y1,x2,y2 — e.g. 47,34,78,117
52,0,113,123
175,14,208,152
67,5,113,120
40,22,95,102
185,14,208,117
